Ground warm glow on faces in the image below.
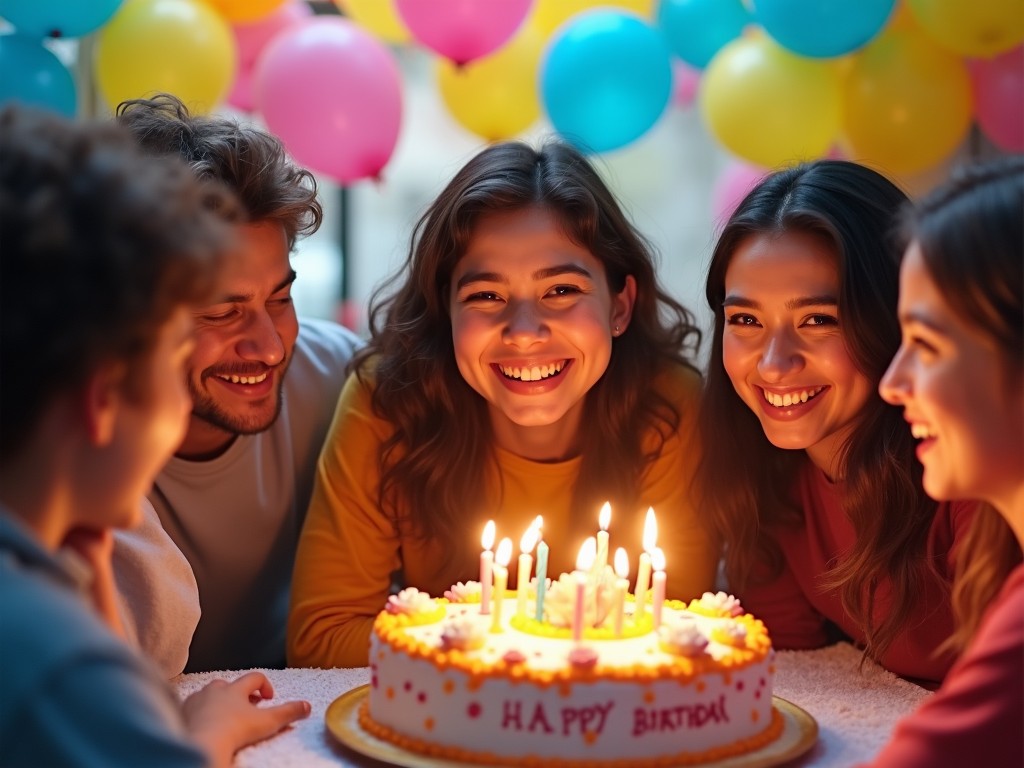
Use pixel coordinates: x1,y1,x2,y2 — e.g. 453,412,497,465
449,207,635,460
880,243,1024,509
721,230,874,476
182,221,299,456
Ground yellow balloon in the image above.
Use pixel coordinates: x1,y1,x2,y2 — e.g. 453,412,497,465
530,0,655,38
201,0,286,23
840,27,971,175
95,0,236,114
437,25,543,141
907,0,1024,57
333,0,409,44
699,34,841,169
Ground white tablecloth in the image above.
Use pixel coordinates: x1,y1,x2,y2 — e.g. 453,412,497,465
174,641,930,767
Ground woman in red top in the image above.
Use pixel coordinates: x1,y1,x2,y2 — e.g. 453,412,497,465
697,160,977,686
867,158,1023,766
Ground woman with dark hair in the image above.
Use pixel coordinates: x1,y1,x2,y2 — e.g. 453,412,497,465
867,158,1023,767
289,140,718,667
696,159,976,686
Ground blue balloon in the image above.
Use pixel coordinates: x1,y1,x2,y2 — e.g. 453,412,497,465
657,0,751,69
0,0,123,38
541,11,672,154
751,0,896,58
0,34,76,117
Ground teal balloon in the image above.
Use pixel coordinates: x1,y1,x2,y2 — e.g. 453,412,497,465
0,0,123,38
751,0,896,58
657,0,750,69
0,35,76,117
541,11,672,154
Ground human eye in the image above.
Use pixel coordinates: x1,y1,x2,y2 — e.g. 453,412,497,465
197,306,239,324
268,291,293,309
803,313,838,327
725,312,759,327
545,284,584,299
462,290,503,304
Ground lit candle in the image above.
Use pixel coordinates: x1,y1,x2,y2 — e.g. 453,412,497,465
613,547,629,637
596,502,611,572
634,508,658,622
573,538,596,643
490,537,513,633
480,520,495,615
651,547,667,630
534,517,548,623
516,518,541,619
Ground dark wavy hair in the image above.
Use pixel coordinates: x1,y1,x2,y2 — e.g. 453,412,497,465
697,159,941,665
351,139,701,557
901,157,1024,654
0,104,238,462
115,93,321,248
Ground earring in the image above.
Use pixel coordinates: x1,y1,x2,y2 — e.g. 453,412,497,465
613,325,621,336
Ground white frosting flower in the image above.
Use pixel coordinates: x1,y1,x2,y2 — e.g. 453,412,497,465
542,568,613,628
439,616,486,651
444,581,481,603
386,587,436,616
713,619,748,647
698,591,744,617
659,621,709,657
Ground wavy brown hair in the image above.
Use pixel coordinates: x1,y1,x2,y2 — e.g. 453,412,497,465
900,157,1024,654
696,160,942,666
351,140,701,562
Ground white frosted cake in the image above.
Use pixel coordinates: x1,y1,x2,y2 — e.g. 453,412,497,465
360,582,781,766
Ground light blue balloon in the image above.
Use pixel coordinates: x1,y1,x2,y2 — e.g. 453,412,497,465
541,11,672,154
657,0,751,70
0,34,76,117
751,0,896,58
0,0,123,38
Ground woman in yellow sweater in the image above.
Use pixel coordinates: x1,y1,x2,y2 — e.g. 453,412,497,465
288,140,719,668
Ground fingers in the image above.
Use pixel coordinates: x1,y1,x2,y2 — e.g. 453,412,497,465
230,671,275,700
264,699,312,731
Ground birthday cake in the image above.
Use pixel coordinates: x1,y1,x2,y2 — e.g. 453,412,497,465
360,579,781,766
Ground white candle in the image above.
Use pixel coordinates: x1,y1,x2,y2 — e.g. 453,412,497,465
651,547,667,630
596,501,611,572
534,526,548,623
613,547,629,637
480,520,495,615
491,537,512,633
634,508,658,622
573,538,596,643
516,519,541,619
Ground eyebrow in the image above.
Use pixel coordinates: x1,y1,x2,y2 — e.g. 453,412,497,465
722,294,837,310
455,263,594,290
216,269,297,304
898,309,949,335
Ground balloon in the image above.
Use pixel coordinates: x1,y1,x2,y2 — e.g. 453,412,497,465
750,0,895,58
907,0,1024,57
712,159,767,225
203,0,286,24
0,34,76,116
255,17,402,184
700,33,842,168
333,0,409,44
541,11,672,153
227,0,311,112
531,0,655,37
671,57,701,108
437,25,543,141
657,0,750,69
95,0,235,114
0,0,123,38
968,45,1024,152
395,0,532,65
840,27,972,175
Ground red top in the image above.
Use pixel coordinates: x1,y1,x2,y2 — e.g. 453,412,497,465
740,465,976,685
860,564,1024,767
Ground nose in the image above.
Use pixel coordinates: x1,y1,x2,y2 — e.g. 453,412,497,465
757,328,805,381
236,310,286,366
501,300,550,348
879,346,910,405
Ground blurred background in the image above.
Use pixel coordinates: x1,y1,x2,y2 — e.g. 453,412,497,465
2,0,1020,363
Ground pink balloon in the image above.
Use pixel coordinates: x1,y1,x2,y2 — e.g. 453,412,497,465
227,64,257,112
968,45,1024,153
712,160,767,225
395,0,532,65
672,57,701,108
255,17,403,185
234,0,311,68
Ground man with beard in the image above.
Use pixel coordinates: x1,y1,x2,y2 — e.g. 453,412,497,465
112,94,362,675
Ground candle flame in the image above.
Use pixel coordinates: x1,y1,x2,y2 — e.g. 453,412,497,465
520,521,540,554
533,514,544,533
652,546,666,571
576,536,597,571
614,547,629,578
642,507,658,552
495,537,513,567
481,520,496,550
599,501,611,531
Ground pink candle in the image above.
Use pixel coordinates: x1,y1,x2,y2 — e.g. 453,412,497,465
634,507,658,623
651,547,666,630
516,519,540,619
572,538,596,643
480,520,495,615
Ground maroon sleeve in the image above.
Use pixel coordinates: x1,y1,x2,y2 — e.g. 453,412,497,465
739,558,829,650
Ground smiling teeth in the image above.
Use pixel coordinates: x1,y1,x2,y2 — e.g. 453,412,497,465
910,423,936,439
763,386,824,408
499,361,566,382
218,372,268,385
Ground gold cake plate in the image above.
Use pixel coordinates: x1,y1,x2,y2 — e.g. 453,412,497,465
326,685,818,768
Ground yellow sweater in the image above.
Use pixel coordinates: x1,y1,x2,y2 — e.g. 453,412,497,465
287,363,719,668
